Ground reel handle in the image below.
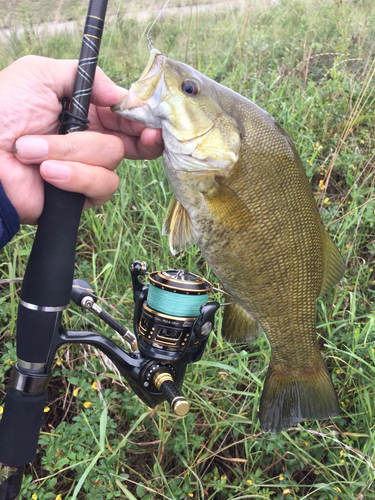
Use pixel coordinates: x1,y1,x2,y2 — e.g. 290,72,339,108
153,371,190,416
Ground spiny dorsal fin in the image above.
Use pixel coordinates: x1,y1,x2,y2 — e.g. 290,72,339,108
162,197,196,256
320,231,345,295
222,301,261,343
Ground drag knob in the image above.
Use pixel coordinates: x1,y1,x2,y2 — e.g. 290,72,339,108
153,372,190,416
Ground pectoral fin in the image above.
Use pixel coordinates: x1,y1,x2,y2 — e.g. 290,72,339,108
222,301,261,343
203,176,253,230
163,197,197,255
320,231,345,295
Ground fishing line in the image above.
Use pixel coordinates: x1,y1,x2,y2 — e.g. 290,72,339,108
212,287,235,307
147,283,208,317
99,0,122,73
145,0,171,51
91,0,122,106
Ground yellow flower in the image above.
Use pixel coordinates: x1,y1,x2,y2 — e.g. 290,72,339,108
247,479,253,485
83,401,93,408
0,406,3,415
340,450,344,457
283,489,292,495
44,407,50,413
188,494,194,498
73,387,81,397
56,495,62,500
92,381,98,390
279,474,284,481
324,197,329,203
346,244,351,249
32,495,38,500
55,360,61,366
221,475,227,481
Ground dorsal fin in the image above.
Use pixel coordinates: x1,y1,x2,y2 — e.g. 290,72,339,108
162,197,196,255
320,231,345,295
222,301,261,343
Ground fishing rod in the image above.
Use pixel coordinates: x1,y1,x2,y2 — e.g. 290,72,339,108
0,1,219,498
0,0,109,497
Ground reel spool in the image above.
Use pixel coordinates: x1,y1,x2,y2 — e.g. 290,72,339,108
131,264,219,365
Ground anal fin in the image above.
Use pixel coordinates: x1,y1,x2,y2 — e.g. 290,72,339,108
222,301,261,343
320,231,345,295
163,197,196,255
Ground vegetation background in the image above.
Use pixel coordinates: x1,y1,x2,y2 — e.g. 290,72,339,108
0,0,374,498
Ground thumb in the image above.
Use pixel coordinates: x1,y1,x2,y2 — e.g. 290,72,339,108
18,56,127,107
91,67,127,107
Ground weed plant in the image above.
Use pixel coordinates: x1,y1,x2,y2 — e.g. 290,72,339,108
0,0,374,499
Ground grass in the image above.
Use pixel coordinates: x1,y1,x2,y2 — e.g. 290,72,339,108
0,0,375,498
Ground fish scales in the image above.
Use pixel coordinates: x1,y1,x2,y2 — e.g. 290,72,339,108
112,49,345,432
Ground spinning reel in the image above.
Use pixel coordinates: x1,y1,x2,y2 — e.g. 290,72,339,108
70,260,220,415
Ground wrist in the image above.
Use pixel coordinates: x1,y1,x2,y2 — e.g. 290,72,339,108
0,180,20,248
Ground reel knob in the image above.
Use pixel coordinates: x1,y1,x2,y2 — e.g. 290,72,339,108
153,371,190,416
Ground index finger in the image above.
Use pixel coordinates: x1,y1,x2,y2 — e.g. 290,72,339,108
15,131,125,169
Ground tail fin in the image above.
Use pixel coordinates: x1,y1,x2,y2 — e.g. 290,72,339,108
259,356,339,433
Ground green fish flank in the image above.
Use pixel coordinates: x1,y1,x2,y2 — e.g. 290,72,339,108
112,49,345,433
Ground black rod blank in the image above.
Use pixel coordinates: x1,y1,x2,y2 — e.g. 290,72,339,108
0,2,109,496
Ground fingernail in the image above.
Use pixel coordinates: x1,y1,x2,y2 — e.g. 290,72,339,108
14,137,49,159
42,161,70,180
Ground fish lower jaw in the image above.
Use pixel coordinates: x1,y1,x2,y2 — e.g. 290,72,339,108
117,105,163,130
112,89,160,126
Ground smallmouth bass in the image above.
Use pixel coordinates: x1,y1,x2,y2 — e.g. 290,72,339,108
112,49,345,433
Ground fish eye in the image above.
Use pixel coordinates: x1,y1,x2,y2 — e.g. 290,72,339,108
182,80,200,96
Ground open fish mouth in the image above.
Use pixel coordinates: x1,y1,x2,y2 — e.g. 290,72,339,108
139,48,164,80
111,49,165,115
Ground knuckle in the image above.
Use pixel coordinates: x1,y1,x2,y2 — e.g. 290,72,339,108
64,133,81,157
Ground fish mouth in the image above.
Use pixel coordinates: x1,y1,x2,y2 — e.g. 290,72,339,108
139,48,163,79
111,49,165,117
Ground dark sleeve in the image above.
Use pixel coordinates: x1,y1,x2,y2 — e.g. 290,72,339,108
0,180,20,249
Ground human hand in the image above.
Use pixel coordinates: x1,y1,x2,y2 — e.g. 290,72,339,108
0,55,163,224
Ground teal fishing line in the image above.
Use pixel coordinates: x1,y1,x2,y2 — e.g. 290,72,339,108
147,283,208,317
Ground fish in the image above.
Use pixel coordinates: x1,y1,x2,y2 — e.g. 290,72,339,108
112,49,345,433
